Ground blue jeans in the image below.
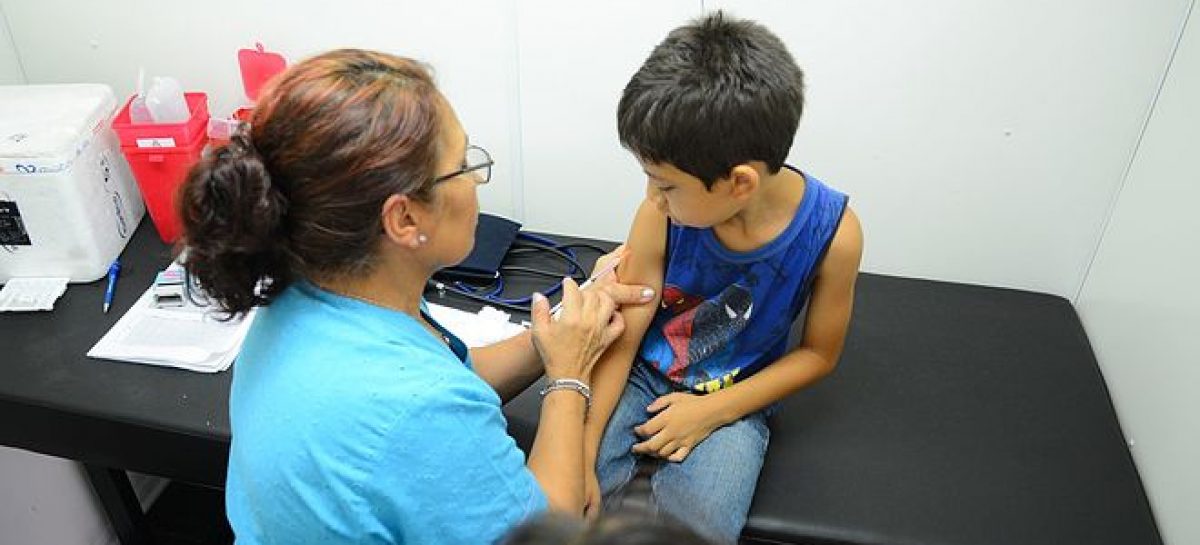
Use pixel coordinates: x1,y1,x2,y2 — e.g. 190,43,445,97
595,362,771,545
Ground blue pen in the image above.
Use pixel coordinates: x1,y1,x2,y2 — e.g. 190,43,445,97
103,260,121,314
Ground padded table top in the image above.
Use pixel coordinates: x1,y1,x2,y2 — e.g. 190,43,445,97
505,275,1162,545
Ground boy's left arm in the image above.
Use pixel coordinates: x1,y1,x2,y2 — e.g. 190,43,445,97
633,208,863,462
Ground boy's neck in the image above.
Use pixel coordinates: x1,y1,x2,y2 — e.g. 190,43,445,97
712,166,807,253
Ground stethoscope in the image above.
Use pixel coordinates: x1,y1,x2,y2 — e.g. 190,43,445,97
427,232,610,313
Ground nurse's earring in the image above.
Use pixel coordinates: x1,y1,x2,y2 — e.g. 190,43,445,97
414,234,428,247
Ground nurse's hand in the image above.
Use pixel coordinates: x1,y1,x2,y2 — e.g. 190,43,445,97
530,278,624,382
588,245,657,308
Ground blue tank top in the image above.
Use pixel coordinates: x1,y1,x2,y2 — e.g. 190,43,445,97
637,168,848,393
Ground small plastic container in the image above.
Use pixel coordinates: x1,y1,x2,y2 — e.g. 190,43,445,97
206,117,241,148
144,76,190,123
129,94,153,124
112,93,209,148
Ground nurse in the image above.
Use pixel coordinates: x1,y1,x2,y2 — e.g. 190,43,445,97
177,49,654,545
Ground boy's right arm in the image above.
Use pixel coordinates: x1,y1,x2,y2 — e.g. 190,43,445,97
582,198,667,512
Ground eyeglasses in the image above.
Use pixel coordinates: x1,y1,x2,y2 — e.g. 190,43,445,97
433,145,493,185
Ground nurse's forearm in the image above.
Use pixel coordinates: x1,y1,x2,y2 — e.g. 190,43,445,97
583,327,641,466
526,389,587,514
471,331,543,403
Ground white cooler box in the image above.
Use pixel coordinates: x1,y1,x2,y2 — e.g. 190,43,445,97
0,84,145,283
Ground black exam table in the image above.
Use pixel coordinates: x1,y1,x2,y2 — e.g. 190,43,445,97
504,273,1162,545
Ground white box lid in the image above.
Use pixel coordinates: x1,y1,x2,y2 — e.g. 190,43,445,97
0,84,116,174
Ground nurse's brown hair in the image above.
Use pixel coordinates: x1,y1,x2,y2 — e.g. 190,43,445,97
178,49,442,316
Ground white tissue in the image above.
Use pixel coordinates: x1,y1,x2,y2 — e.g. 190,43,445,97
0,277,69,312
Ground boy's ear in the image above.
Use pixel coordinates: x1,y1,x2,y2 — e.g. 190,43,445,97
727,164,760,199
380,194,426,249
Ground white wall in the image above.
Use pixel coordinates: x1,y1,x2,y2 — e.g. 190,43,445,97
0,447,115,545
515,0,700,240
703,0,1189,298
1077,3,1200,544
6,0,1187,298
0,3,25,84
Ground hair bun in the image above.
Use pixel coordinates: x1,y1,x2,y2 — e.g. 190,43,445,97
177,126,291,317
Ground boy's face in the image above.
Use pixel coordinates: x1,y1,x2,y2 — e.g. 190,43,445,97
639,160,745,228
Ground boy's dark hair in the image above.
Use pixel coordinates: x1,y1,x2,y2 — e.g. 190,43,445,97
618,11,805,188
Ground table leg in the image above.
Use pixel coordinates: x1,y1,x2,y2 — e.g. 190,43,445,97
83,464,151,545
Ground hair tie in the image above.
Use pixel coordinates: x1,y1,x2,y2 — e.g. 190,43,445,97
230,124,260,159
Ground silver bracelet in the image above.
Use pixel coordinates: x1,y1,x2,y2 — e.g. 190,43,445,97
539,378,592,411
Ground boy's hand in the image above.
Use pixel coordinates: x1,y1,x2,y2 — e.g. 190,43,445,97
631,392,726,462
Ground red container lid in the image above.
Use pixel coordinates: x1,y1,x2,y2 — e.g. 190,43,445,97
238,43,287,102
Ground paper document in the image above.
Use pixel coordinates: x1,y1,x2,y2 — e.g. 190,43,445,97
88,284,256,373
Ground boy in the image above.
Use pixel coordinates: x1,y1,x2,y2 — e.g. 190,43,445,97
583,12,864,544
